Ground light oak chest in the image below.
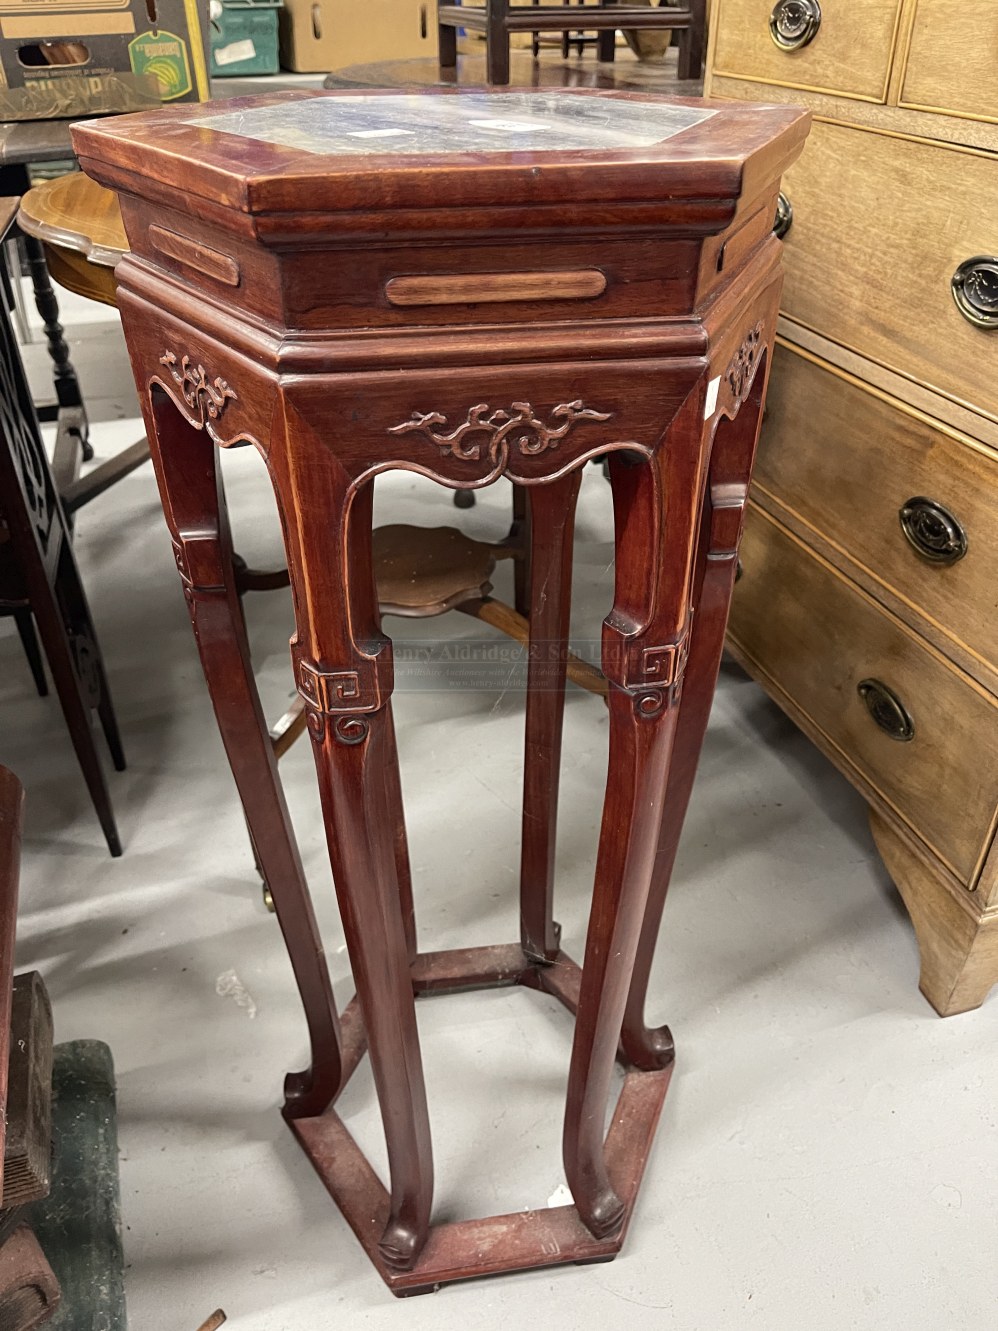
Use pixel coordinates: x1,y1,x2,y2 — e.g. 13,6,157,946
706,0,998,1014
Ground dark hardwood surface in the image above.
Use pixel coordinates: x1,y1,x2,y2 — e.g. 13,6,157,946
324,49,704,94
73,87,807,1292
0,202,124,856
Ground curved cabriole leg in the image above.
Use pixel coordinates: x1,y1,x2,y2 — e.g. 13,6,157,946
271,427,432,1271
519,470,582,963
144,391,343,1119
564,388,711,1239
621,362,769,1071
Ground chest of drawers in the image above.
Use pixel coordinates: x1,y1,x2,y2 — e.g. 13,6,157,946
706,0,998,1013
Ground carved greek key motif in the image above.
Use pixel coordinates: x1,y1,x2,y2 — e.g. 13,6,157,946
160,352,237,423
628,628,692,717
725,323,764,407
389,400,611,472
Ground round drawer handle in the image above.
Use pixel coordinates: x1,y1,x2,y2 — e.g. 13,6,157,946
898,496,968,565
857,678,915,743
951,256,998,328
769,0,821,50
773,192,793,240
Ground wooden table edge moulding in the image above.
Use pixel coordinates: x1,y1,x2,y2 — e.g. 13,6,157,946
72,88,808,1295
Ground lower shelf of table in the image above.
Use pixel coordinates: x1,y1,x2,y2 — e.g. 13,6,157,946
288,942,674,1295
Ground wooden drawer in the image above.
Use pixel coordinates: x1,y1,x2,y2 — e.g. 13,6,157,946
711,0,903,103
778,119,998,424
899,0,998,125
728,507,998,885
755,341,998,672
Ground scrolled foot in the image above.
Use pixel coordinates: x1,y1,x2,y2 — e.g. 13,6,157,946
379,1217,424,1272
282,1066,339,1121
622,1021,675,1072
581,1186,626,1240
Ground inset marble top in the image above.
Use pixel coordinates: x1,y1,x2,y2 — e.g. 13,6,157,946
187,92,715,157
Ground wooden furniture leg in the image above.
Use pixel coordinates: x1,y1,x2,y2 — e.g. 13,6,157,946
13,609,47,697
676,0,706,79
621,362,768,1069
563,387,712,1239
142,390,343,1119
271,422,432,1270
519,470,581,963
871,813,998,1016
0,257,123,855
486,0,512,84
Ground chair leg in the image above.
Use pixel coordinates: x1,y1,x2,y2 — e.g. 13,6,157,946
27,573,122,857
13,609,47,697
486,0,512,84
439,19,458,67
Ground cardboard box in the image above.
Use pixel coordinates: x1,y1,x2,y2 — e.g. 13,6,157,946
0,0,210,121
279,0,433,74
211,0,281,76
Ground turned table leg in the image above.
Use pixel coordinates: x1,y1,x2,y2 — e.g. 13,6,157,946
143,390,343,1119
519,471,582,963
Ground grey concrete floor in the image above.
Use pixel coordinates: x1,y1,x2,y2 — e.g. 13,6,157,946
4,283,996,1330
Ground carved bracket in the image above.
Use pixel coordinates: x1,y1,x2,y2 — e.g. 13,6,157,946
615,627,692,718
389,400,611,475
160,352,237,422
293,656,388,746
724,323,764,409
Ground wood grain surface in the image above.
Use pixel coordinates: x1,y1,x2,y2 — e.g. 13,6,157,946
753,341,998,674
898,0,998,124
777,118,998,424
712,0,903,102
729,506,998,887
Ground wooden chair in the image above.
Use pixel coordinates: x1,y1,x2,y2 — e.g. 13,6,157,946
438,0,707,85
0,199,124,857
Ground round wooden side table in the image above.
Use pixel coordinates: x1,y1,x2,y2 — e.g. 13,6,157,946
73,88,808,1295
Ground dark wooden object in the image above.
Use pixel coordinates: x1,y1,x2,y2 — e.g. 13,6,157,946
0,772,61,1331
0,120,90,468
437,0,707,86
0,766,22,1198
0,201,124,856
73,88,807,1293
0,1225,61,1331
324,47,704,92
3,975,53,1210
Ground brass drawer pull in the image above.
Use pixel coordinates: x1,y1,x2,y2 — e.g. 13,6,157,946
769,0,821,50
857,678,915,742
898,496,968,565
951,257,998,328
773,192,793,240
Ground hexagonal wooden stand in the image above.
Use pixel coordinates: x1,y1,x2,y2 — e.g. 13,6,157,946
289,943,673,1296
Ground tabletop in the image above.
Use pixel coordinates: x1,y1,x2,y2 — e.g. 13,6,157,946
71,88,810,236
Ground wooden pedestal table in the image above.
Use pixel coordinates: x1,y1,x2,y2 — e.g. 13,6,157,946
73,88,808,1294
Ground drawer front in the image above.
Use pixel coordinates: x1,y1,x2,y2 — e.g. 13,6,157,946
729,507,998,884
900,0,998,125
711,0,903,102
755,342,998,670
778,120,998,423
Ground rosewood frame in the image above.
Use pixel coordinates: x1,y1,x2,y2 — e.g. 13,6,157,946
71,86,804,1294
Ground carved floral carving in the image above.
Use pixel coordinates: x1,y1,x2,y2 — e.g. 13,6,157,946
159,352,237,423
388,400,611,471
725,323,764,407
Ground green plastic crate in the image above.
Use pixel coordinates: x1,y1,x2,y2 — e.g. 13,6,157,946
210,0,281,76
